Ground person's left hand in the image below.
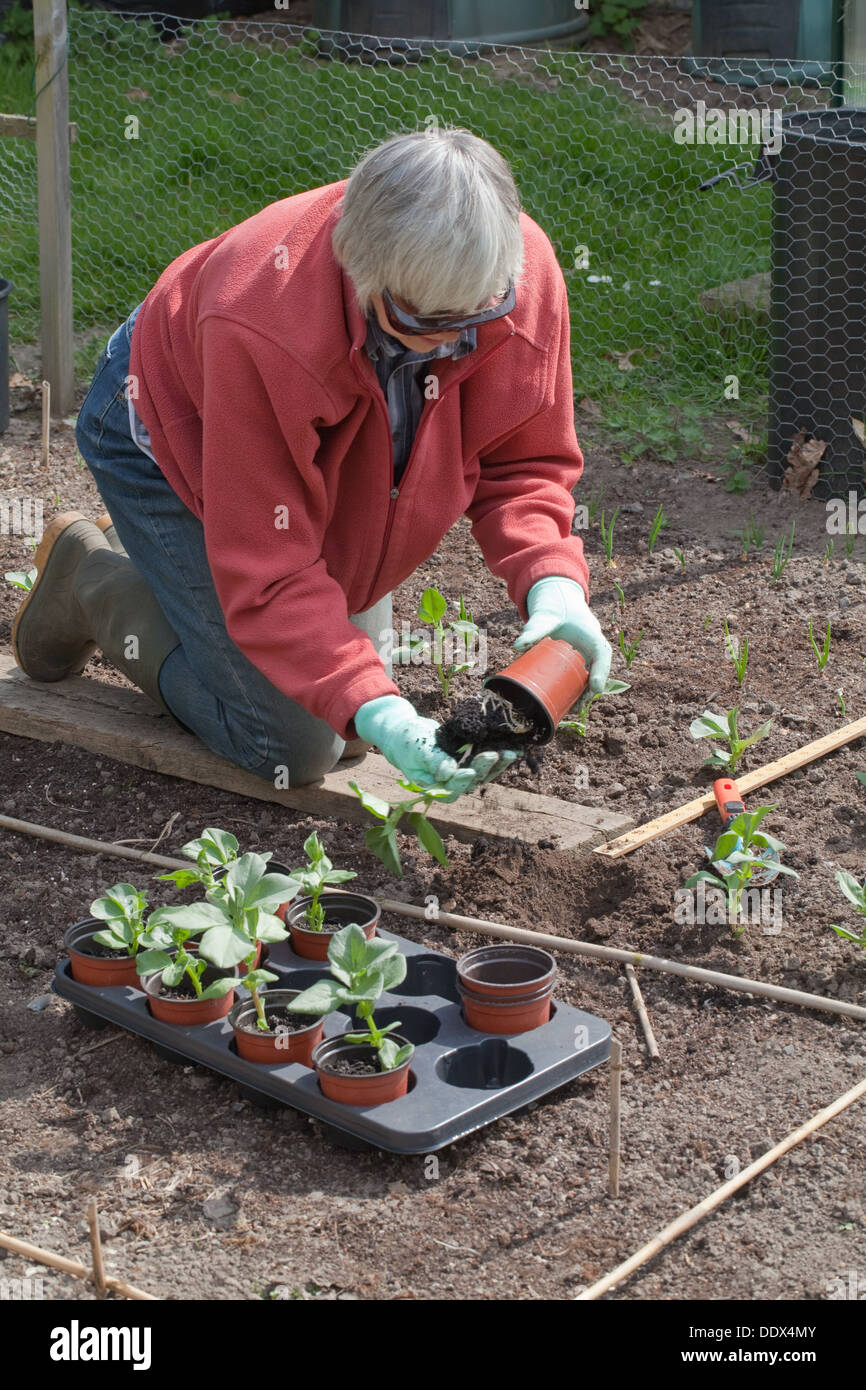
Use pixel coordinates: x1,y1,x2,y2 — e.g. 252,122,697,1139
515,576,612,694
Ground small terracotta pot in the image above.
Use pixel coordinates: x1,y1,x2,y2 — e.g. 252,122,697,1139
312,1034,412,1106
64,919,140,989
459,986,552,1035
484,636,589,742
143,965,236,1025
457,945,556,1035
286,891,380,961
229,989,324,1066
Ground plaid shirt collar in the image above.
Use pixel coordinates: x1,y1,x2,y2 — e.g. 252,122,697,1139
364,312,477,366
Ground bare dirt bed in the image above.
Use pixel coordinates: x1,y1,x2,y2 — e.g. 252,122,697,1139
1,385,865,1302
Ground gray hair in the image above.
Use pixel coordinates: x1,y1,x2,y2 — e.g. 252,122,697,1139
332,128,524,318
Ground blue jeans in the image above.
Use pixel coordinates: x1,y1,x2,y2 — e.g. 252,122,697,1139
74,304,392,784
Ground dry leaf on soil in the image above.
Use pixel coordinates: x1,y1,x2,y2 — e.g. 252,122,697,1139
781,429,826,499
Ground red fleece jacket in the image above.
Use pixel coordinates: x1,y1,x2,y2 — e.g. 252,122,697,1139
129,180,588,740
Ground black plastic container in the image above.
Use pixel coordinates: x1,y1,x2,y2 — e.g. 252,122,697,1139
53,927,610,1153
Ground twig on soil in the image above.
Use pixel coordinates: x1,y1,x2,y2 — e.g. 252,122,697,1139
625,965,660,1059
0,1226,158,1300
147,810,180,856
41,380,50,467
87,1199,107,1298
608,1038,623,1198
577,1073,866,1301
431,1237,481,1255
77,1031,127,1057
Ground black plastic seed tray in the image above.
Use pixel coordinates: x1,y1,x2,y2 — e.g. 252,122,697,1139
52,929,611,1153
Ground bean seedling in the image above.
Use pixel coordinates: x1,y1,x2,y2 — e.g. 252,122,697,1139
830,870,866,951
350,779,451,878
134,906,239,1002
393,588,480,699
647,503,669,556
618,628,643,667
808,617,831,671
90,882,149,958
723,618,748,685
284,832,357,932
599,507,619,567
288,924,415,1071
685,805,797,937
689,707,773,775
558,678,631,736
4,569,36,591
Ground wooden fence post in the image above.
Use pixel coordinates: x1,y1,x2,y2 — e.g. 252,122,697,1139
33,0,74,417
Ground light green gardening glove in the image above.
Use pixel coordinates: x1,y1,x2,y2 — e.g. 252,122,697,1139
354,696,519,802
515,576,612,694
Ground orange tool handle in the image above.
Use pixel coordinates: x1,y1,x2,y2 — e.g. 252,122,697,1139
713,777,745,829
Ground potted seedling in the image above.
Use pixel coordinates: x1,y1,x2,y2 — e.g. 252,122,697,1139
158,826,297,921
456,944,557,1034
135,905,240,1025
684,805,798,938
64,882,149,988
229,970,325,1066
287,924,414,1105
283,832,379,960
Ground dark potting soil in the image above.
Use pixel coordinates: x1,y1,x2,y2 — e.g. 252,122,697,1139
436,693,544,765
245,1006,320,1034
325,1056,381,1077
157,976,209,1001
76,940,131,960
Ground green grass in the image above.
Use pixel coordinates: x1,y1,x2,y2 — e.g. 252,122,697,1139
0,6,771,436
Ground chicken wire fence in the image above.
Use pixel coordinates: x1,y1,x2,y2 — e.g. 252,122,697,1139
3,10,866,496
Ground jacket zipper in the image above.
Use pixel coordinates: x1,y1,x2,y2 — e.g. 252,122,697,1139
355,330,515,601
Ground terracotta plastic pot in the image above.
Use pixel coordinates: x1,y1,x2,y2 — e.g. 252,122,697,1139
312,1034,412,1106
142,965,237,1025
64,918,140,989
457,945,557,1035
229,989,324,1066
286,891,380,961
483,636,589,742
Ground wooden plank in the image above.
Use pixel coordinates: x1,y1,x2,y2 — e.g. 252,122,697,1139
33,0,75,417
0,654,633,852
594,714,866,859
0,113,78,142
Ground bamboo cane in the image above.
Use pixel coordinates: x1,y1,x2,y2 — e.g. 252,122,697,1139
87,1199,107,1298
608,1038,623,1198
0,1229,158,1300
577,1074,866,1300
40,379,50,467
625,964,660,1058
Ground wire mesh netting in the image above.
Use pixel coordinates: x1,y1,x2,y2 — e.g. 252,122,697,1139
2,10,866,495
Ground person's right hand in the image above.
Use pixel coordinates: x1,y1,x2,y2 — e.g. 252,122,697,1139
354,695,479,799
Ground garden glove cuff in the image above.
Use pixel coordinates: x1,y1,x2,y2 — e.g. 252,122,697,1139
515,576,612,694
354,694,477,798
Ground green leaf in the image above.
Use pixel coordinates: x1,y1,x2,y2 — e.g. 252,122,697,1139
832,923,866,944
253,912,288,943
303,831,325,865
182,828,239,865
198,923,254,969
224,852,270,904
603,679,631,696
379,1037,414,1071
148,902,227,936
713,830,741,861
373,951,407,993
286,978,345,1015
364,824,403,878
328,923,374,979
242,968,280,992
92,928,131,952
245,871,300,911
134,949,173,976
198,976,239,1000
690,713,727,739
856,771,866,788
741,718,774,749
407,812,449,867
683,870,726,890
835,870,866,909
349,781,392,820
156,869,203,890
323,868,357,885
161,959,185,989
418,586,447,626
343,1030,375,1045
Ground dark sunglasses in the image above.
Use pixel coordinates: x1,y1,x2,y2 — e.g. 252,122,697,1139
381,280,515,335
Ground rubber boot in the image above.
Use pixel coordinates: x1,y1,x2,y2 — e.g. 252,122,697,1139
12,512,180,715
95,512,128,556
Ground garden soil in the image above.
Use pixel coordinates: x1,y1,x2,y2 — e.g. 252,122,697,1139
1,388,865,1301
